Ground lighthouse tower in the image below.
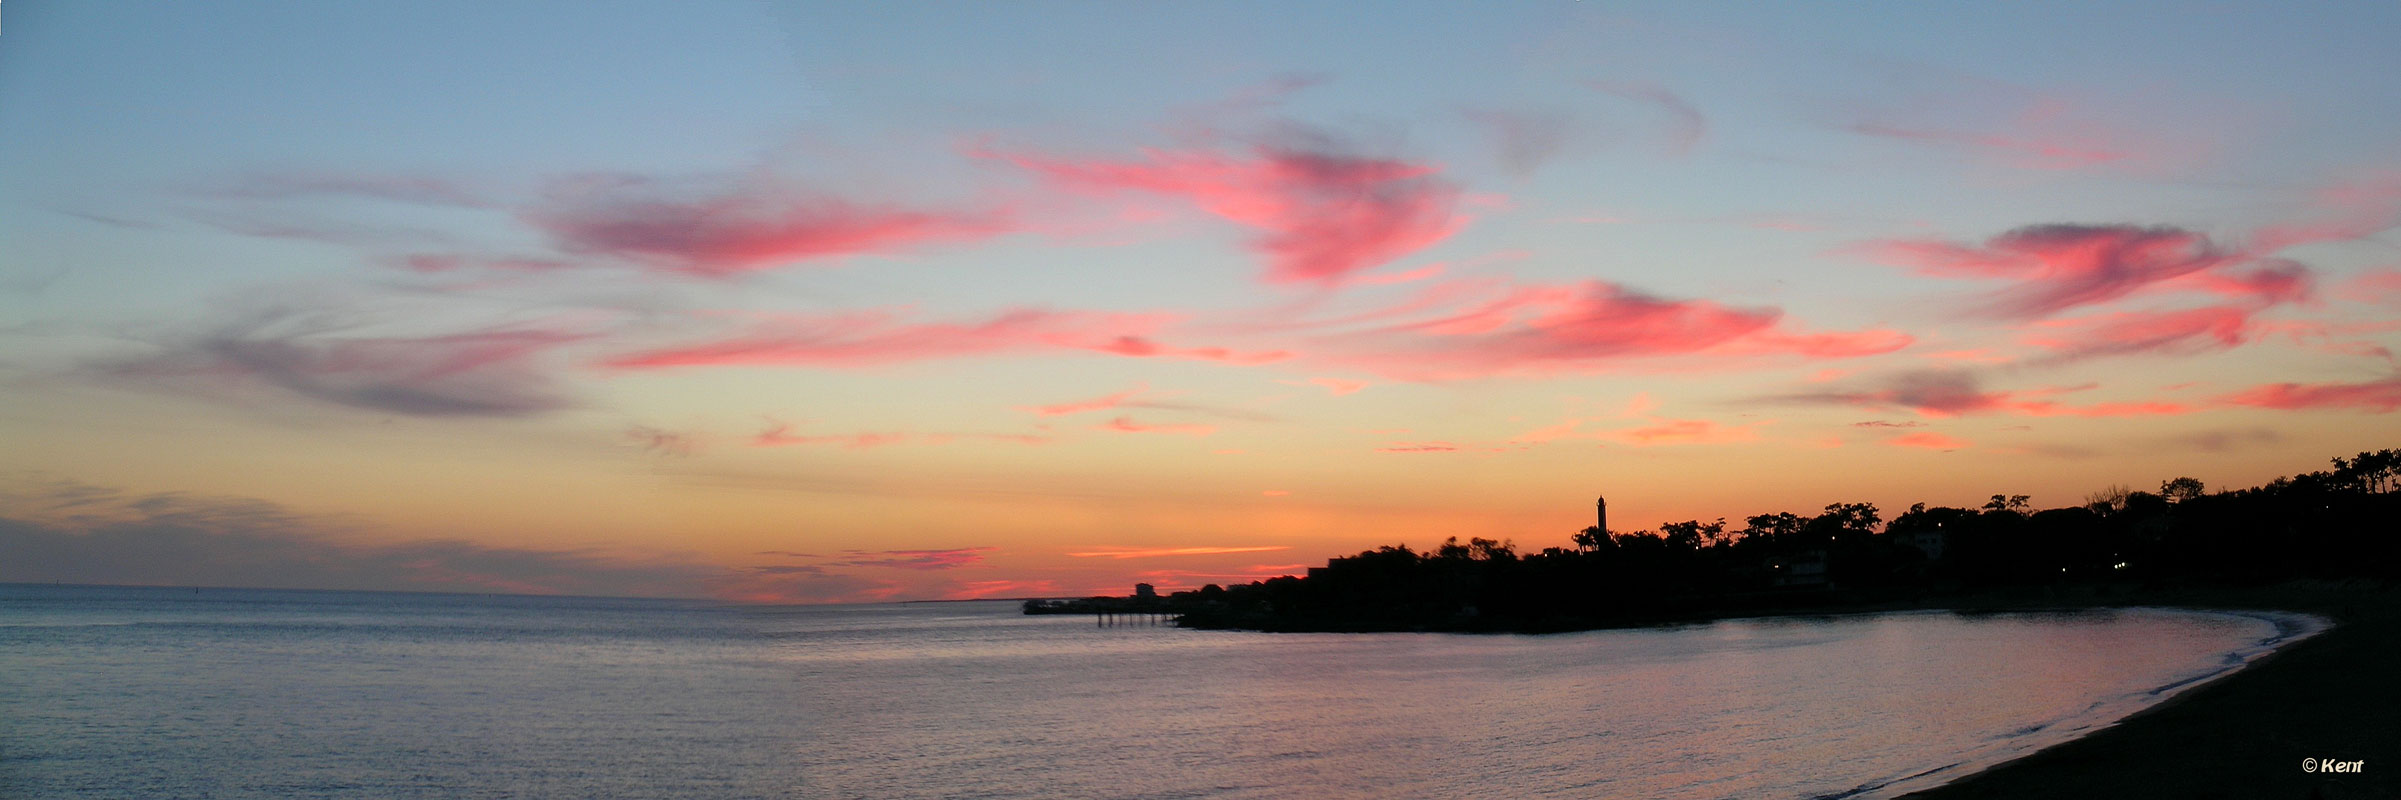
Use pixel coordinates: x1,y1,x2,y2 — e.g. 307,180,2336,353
1595,494,1608,536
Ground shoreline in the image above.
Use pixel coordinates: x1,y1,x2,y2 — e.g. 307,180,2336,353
1896,581,2395,799
1173,580,2391,798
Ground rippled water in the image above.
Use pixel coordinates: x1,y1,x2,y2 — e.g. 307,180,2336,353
0,584,2319,799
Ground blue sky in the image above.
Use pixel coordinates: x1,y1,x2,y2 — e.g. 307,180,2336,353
4,1,2398,601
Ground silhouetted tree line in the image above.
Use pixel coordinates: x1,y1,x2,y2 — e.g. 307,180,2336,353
1171,448,2401,632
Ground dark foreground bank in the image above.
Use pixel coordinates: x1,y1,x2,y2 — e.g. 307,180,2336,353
1902,581,2396,800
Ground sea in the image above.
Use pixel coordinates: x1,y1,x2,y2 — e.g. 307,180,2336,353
0,584,2323,800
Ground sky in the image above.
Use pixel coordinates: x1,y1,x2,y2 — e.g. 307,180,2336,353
3,1,2398,603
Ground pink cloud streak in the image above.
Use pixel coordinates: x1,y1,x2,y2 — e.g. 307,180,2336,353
1021,384,1148,416
1097,416,1214,436
1065,546,1290,559
2218,377,2401,413
1890,431,1971,451
526,174,1010,276
752,425,908,449
1325,280,1910,380
990,141,1464,285
603,308,1275,370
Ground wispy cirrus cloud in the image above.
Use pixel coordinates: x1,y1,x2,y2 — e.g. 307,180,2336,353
1279,377,1369,396
1020,383,1149,416
1064,545,1289,559
2250,174,2401,254
1082,336,1292,364
524,172,1011,277
714,566,901,604
2018,305,2260,362
602,308,1277,370
1604,417,1763,446
1317,279,1910,380
1846,122,2131,170
0,478,727,599
1777,369,2193,418
831,547,994,570
987,133,1465,285
1097,416,1214,436
2217,376,2401,413
388,253,576,274
1588,80,1706,156
101,306,590,418
2337,268,2401,306
1463,108,1581,176
625,425,700,456
1889,431,1971,451
943,579,1062,600
1833,79,2171,172
1374,441,1461,453
751,424,908,449
1856,224,2257,319
203,170,487,206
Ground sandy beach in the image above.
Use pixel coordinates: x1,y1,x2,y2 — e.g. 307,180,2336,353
1902,582,2396,800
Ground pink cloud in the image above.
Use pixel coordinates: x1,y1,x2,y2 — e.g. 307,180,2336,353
525,173,1009,276
1622,392,1660,418
1859,224,2246,318
1084,336,1293,364
1065,545,1290,559
1324,280,1910,380
2250,174,2401,254
2020,305,2259,362
1921,349,2012,365
1788,370,2194,418
1280,377,1368,396
833,547,994,570
2338,268,2401,306
1021,384,1148,416
1604,418,1761,446
1098,416,1214,436
1890,432,1971,451
2257,319,2401,363
602,308,1277,370
2185,261,2314,305
944,579,1062,600
990,140,1464,285
2218,377,2401,413
1375,442,1460,453
751,424,908,449
1352,263,1447,286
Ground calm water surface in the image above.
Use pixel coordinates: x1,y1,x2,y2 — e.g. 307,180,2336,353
0,584,2320,799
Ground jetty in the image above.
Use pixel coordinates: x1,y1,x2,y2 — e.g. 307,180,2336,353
1023,582,1186,625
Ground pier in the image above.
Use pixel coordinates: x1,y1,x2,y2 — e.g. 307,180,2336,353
1023,597,1184,626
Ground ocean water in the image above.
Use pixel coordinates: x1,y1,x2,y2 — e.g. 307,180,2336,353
0,585,2320,799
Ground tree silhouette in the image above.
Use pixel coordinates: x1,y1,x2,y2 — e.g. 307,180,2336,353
1168,445,2401,632
2160,477,2205,503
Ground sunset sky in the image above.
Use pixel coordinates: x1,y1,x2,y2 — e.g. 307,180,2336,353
4,1,2398,602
